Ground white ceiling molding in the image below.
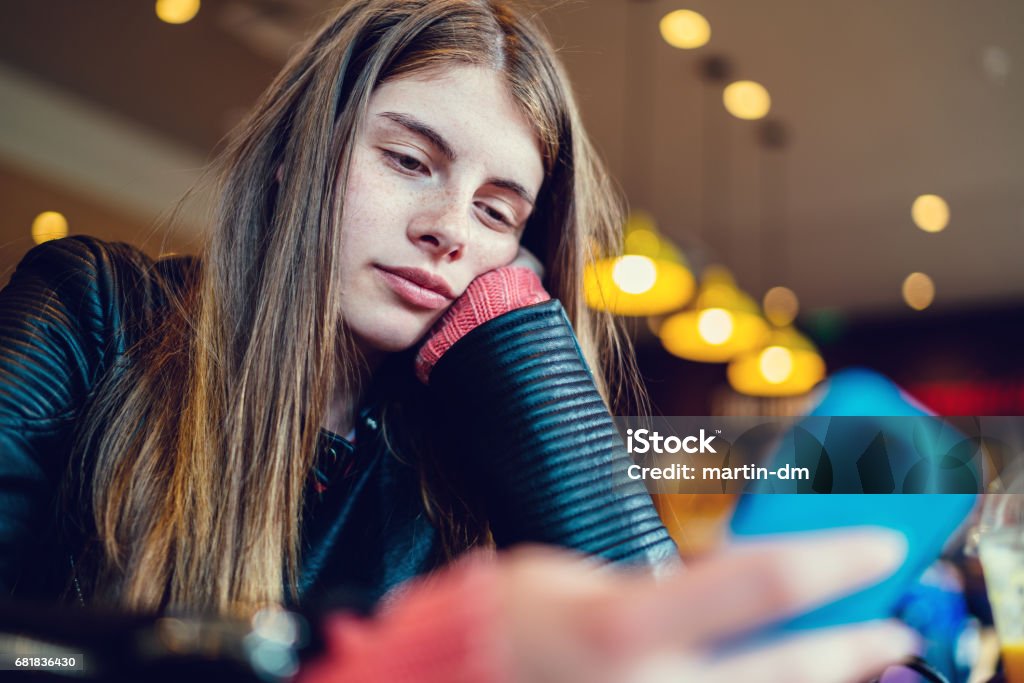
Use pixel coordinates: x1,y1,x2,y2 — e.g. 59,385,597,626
0,61,212,236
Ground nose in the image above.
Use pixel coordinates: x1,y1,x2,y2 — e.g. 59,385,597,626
408,192,470,262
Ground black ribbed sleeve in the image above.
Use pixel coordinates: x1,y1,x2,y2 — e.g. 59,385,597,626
0,238,122,593
429,300,679,568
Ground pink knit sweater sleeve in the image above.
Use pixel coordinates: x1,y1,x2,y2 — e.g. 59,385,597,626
296,554,510,683
414,266,550,384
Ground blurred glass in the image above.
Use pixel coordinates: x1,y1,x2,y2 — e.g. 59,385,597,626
975,491,1024,683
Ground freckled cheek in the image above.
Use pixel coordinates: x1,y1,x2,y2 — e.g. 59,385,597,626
469,235,521,277
337,167,415,259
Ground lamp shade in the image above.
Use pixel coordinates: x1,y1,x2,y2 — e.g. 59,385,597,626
659,266,769,363
584,213,695,316
727,326,826,397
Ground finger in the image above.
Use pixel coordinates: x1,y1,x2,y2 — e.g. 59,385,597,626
607,528,906,652
621,620,918,683
702,620,919,683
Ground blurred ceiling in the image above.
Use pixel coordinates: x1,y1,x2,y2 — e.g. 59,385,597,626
1,0,1022,316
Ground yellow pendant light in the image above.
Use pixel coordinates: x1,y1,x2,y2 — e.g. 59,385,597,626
727,326,826,397
584,212,696,317
658,265,769,362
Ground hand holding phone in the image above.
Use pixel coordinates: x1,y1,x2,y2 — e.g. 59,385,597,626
730,494,975,630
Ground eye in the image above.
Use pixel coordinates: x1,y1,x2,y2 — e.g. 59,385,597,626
382,149,428,175
476,202,513,227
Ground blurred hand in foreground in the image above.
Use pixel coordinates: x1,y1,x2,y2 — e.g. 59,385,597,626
301,529,917,683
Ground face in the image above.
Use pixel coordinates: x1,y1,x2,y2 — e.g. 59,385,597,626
335,64,545,356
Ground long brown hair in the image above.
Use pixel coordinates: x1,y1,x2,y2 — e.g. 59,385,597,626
80,0,641,617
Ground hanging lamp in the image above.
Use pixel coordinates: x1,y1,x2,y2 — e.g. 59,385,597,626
584,212,696,317
727,326,826,396
658,265,769,362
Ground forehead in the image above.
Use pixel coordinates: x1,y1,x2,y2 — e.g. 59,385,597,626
366,65,545,190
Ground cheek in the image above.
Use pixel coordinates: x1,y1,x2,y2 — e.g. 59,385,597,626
336,159,411,262
336,160,373,256
471,234,521,276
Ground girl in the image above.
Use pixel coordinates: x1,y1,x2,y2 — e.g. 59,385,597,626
1,0,673,618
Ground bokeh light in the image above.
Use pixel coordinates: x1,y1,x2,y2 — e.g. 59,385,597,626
659,10,711,50
611,255,658,295
762,286,800,327
759,346,794,384
156,0,200,25
723,80,771,120
902,272,935,310
31,211,69,244
697,308,734,345
911,194,949,233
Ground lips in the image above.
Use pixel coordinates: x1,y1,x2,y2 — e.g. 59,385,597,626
375,265,456,310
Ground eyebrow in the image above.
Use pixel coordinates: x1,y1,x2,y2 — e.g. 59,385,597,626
377,111,537,207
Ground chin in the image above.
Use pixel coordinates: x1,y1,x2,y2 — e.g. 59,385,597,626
364,332,424,354
348,311,435,354
341,277,452,352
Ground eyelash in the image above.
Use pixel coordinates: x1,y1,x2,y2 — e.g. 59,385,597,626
381,149,516,228
382,149,427,175
477,203,513,227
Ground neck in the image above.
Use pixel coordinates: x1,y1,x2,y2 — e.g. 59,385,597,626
321,340,385,437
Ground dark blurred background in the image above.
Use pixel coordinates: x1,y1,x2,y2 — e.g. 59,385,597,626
1,0,1022,415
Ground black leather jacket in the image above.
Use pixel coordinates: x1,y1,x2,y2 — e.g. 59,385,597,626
0,236,677,609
